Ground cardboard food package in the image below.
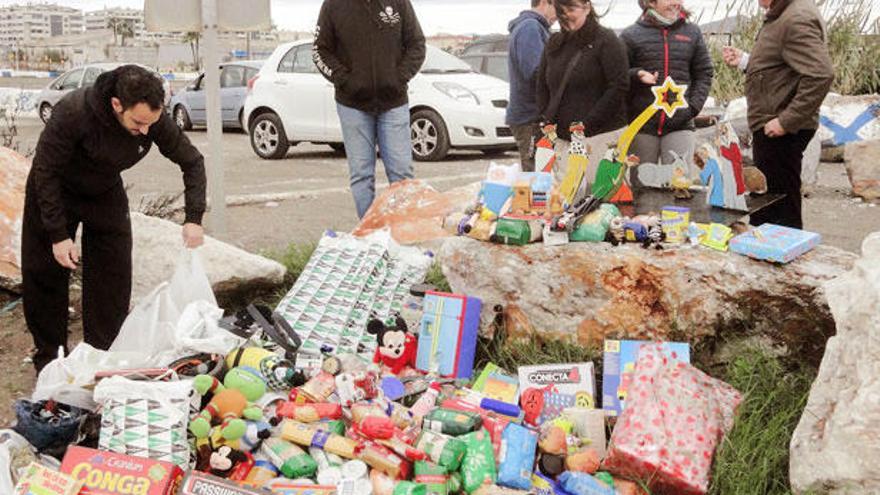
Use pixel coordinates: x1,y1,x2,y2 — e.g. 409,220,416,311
729,224,821,263
601,344,742,494
60,446,183,495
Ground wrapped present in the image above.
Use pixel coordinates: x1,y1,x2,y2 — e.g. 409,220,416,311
416,292,482,379
60,446,184,495
601,344,742,494
729,224,821,263
602,340,690,417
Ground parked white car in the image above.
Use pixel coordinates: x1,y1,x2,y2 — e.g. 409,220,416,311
243,40,514,161
36,62,171,124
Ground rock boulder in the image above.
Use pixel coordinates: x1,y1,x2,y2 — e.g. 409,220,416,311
130,213,286,305
438,237,856,365
0,147,29,292
790,232,880,494
844,139,880,201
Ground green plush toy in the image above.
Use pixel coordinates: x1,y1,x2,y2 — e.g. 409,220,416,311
189,366,267,440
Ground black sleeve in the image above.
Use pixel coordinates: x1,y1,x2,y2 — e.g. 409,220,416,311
312,0,349,85
149,113,206,225
30,98,82,243
620,29,644,83
584,33,630,133
397,0,426,83
536,50,550,121
686,26,714,116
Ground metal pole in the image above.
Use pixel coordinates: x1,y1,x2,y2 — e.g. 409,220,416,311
201,0,226,236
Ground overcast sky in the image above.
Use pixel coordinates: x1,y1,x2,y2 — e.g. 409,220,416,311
0,0,776,34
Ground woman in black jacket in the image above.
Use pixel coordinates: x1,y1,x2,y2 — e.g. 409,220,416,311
536,0,629,179
620,0,713,183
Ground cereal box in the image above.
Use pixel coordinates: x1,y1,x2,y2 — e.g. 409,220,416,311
60,447,183,495
661,206,690,244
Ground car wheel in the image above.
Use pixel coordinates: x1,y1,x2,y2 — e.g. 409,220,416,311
411,109,450,162
39,103,52,124
173,105,192,131
329,142,346,156
250,113,290,160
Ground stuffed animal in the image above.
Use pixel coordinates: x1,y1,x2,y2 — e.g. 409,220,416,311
190,367,267,440
196,444,251,478
225,347,305,391
643,216,665,250
367,316,417,375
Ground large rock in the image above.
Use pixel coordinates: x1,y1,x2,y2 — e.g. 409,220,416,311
130,212,286,305
844,139,880,201
439,237,856,364
0,147,28,292
790,232,880,494
352,179,479,245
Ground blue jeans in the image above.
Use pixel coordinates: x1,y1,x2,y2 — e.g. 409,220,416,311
337,103,414,218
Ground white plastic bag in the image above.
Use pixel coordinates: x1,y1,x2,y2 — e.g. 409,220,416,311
31,344,147,410
111,248,221,361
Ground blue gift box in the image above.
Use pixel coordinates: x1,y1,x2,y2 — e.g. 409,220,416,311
729,223,821,264
416,291,482,379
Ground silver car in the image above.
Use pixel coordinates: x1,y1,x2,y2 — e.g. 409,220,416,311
170,61,263,131
36,62,171,123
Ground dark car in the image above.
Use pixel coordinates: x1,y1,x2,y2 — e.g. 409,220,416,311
459,34,510,82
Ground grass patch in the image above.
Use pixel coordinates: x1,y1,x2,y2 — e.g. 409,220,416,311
425,262,452,293
709,347,815,495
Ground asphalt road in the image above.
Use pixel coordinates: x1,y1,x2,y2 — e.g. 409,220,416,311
11,116,515,253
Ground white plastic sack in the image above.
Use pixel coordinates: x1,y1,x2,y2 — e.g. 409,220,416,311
33,249,232,408
111,249,216,357
31,344,146,410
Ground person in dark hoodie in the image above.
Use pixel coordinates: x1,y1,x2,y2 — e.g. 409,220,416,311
313,0,426,218
506,0,557,171
22,64,206,371
620,0,713,183
536,0,629,180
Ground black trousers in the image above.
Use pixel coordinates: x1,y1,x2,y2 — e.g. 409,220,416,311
22,179,132,371
750,129,816,230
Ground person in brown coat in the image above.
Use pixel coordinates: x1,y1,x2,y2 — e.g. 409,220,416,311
723,0,833,229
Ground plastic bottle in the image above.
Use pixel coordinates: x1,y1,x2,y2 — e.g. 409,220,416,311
261,437,319,479
410,382,442,421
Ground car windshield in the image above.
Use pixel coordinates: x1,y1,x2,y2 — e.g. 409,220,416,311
420,47,474,74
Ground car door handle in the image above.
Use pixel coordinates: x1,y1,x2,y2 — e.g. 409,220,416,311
274,80,288,86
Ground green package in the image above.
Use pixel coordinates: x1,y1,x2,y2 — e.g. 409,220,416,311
493,218,538,246
570,203,621,242
423,408,483,437
447,472,463,494
322,419,346,436
416,429,467,471
415,461,449,495
394,482,428,495
460,429,497,494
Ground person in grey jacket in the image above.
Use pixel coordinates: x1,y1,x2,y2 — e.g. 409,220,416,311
620,0,713,181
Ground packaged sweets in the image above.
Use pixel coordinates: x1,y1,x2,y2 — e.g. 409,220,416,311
413,462,448,495
60,446,184,495
14,463,82,495
496,424,537,491
423,409,482,437
460,430,497,494
414,430,467,471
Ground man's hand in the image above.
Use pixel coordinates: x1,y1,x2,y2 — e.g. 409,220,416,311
764,118,786,138
52,239,79,270
182,223,204,248
638,70,659,85
722,46,743,68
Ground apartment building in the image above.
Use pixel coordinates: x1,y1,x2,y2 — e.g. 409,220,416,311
0,3,84,44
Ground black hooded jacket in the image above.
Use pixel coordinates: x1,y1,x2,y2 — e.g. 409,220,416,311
313,0,426,113
27,69,206,243
619,14,714,136
536,16,629,141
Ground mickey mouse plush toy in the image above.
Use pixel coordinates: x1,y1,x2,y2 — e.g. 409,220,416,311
367,315,417,374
